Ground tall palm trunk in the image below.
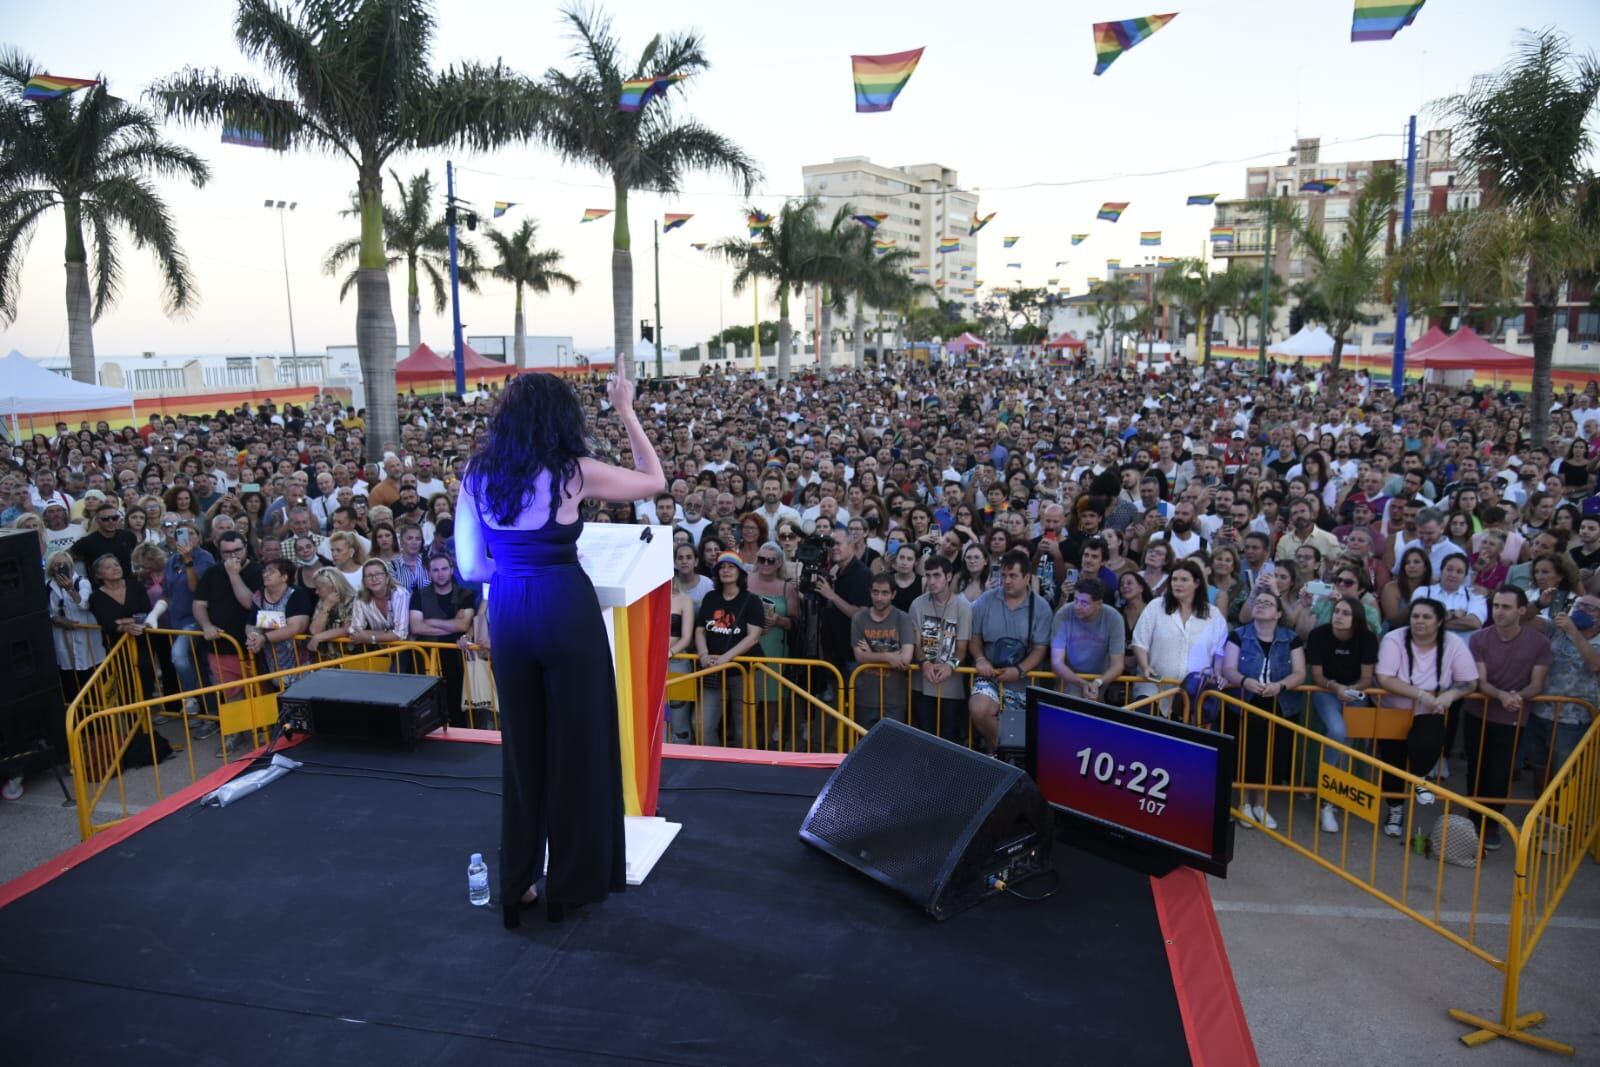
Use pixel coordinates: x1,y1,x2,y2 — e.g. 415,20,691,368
853,299,866,370
776,289,792,381
611,179,633,376
62,200,96,384
818,292,832,376
357,166,397,462
513,284,527,369
1529,283,1558,447
406,258,422,352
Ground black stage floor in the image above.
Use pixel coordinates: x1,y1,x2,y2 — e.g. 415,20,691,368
0,737,1244,1066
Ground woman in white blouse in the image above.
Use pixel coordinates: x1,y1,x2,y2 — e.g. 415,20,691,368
1411,551,1486,632
1131,558,1230,718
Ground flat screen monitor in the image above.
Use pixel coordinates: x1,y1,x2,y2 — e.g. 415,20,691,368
1025,687,1235,878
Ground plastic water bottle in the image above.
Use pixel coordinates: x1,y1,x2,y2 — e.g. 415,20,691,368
468,853,490,907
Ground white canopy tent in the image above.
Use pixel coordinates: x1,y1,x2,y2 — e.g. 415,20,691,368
1,350,135,438
1269,326,1362,358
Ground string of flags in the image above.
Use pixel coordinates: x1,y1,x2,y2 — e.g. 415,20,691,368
1301,178,1340,193
937,236,961,253
493,201,516,218
22,73,97,101
1071,234,1088,245
690,242,708,251
663,213,692,232
1351,0,1426,42
581,208,612,223
852,212,889,228
1139,231,1161,246
747,209,772,235
1002,236,1020,248
1210,226,1235,244
969,212,996,235
1092,14,1177,75
851,47,924,113
618,74,685,112
1097,202,1128,222
1186,193,1218,206
873,239,897,254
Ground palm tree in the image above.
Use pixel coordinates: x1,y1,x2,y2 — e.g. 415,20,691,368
1222,262,1282,348
1155,258,1234,362
0,51,208,383
537,5,760,378
323,169,480,353
1268,166,1401,382
148,0,546,460
483,218,579,368
814,209,918,372
853,247,918,368
711,198,826,381
1090,276,1139,366
1423,29,1600,446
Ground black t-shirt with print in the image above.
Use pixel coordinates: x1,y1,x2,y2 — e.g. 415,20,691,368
696,589,766,657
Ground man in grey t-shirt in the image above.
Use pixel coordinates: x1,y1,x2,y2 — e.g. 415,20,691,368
1050,577,1126,702
968,550,1054,751
909,556,972,740
850,573,916,726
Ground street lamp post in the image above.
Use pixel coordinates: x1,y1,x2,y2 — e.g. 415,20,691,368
265,199,301,390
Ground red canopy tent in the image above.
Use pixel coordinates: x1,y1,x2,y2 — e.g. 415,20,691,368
1407,325,1450,358
459,343,508,373
1044,331,1087,351
1409,327,1532,386
394,344,456,383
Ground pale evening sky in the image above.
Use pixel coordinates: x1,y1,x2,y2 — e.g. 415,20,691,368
2,0,1595,361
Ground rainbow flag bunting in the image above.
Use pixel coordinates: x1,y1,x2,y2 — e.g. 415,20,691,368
22,74,97,101
221,106,291,150
1209,226,1235,244
1107,259,1122,270
937,236,961,254
959,264,974,272
1351,0,1426,41
493,201,516,218
1003,236,1021,248
852,212,889,229
1092,13,1178,76
969,211,996,235
1301,178,1341,194
1071,234,1089,245
1157,256,1179,265
1088,276,1101,286
690,242,708,251
935,279,946,288
993,287,1010,295
910,266,930,275
663,213,693,232
960,287,976,296
747,209,773,235
850,47,925,113
618,74,686,112
581,208,612,223
1097,202,1128,222
1055,260,1070,266
1047,278,1060,286
1140,231,1161,246
1186,193,1219,206
975,280,984,287
873,239,897,254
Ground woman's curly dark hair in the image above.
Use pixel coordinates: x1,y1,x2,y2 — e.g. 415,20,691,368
466,374,591,525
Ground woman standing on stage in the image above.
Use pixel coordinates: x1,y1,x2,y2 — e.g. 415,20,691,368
455,358,665,928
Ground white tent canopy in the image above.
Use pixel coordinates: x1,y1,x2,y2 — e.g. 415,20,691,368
1269,326,1362,358
1,350,134,429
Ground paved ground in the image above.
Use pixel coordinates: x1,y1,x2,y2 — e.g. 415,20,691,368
4,738,1599,1064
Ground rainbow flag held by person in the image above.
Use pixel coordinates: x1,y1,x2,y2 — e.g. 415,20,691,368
618,74,686,112
690,242,708,251
1186,193,1218,206
493,201,516,218
1071,234,1088,245
663,213,693,232
1210,226,1235,243
1301,178,1341,193
747,209,773,235
937,236,960,253
910,266,930,275
1140,231,1161,246
852,212,889,229
581,208,613,223
1003,236,1020,248
1092,14,1178,76
1097,202,1128,222
969,211,996,235
1351,0,1426,41
1107,259,1122,270
851,47,925,113
22,73,97,101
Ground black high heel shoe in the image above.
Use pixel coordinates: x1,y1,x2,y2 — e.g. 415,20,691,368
502,887,539,930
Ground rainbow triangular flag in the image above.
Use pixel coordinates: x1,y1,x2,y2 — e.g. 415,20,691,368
663,213,692,232
851,47,924,113
581,208,612,223
1351,0,1426,42
853,212,889,229
1140,231,1161,246
747,209,773,235
1097,202,1128,222
1070,234,1088,245
618,74,686,112
22,73,97,101
937,236,960,253
493,201,516,218
1092,14,1178,76
1003,236,1021,248
969,211,996,235
1187,193,1218,206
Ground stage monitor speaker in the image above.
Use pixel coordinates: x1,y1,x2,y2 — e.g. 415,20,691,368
799,720,1054,920
0,685,65,767
279,669,444,746
0,530,48,622
0,613,60,696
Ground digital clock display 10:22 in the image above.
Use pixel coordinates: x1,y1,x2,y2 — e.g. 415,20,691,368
1035,703,1220,859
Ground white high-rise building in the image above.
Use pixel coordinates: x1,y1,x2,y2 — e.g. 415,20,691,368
800,157,979,350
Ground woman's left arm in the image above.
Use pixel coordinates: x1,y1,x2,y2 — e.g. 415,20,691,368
453,477,495,584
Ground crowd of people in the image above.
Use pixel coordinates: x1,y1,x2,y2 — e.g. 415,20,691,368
4,351,1599,845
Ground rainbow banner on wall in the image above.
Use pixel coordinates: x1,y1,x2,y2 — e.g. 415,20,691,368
618,74,685,112
851,47,925,113
1351,0,1426,41
1301,178,1341,193
1187,193,1218,206
1097,202,1128,222
747,209,773,235
969,211,996,235
22,73,97,101
1210,226,1236,243
581,208,612,223
938,236,961,253
663,213,692,232
1003,236,1021,248
852,212,889,228
1092,13,1178,76
1071,234,1089,245
1140,231,1162,246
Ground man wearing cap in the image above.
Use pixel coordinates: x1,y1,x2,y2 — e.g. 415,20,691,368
41,500,84,560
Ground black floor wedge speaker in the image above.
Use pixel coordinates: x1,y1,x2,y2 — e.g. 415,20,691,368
799,720,1054,919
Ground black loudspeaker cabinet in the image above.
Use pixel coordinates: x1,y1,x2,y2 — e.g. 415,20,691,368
0,686,65,767
0,614,61,696
799,720,1054,920
0,529,48,621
